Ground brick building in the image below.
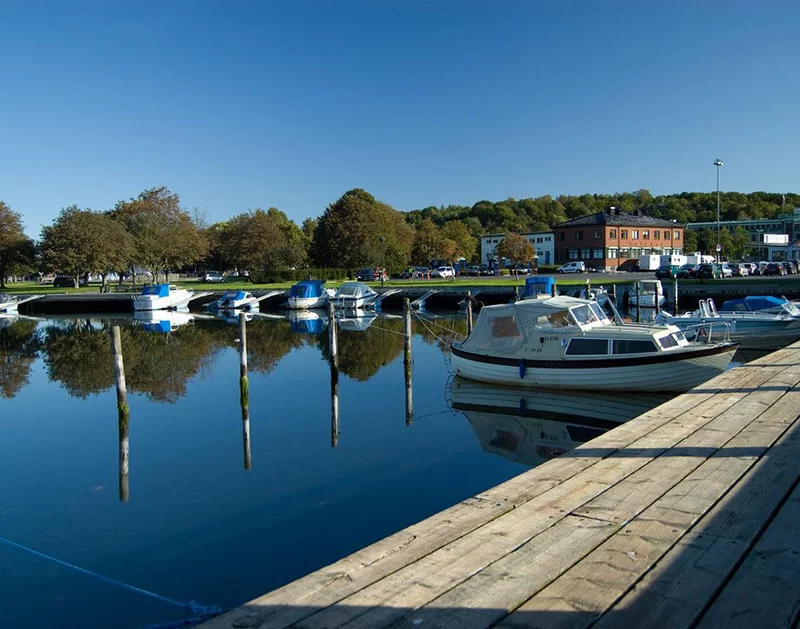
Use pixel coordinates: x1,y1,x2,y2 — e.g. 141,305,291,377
553,208,685,270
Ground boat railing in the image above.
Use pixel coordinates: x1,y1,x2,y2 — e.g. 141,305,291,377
682,320,732,344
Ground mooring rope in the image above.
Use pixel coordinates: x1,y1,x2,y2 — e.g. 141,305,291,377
0,535,223,627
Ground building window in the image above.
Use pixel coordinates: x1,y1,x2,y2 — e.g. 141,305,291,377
569,249,578,259
537,237,542,243
575,231,583,240
620,230,628,239
593,248,604,259
580,248,591,259
654,230,660,239
632,230,639,239
607,247,618,258
674,231,681,240
594,229,601,239
643,230,650,239
619,248,631,258
609,229,617,239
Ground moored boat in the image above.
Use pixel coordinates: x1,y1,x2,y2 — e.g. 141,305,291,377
287,280,332,310
215,290,259,311
132,284,194,311
451,294,737,392
719,296,800,317
628,279,665,308
331,282,378,309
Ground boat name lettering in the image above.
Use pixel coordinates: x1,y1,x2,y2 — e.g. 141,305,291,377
541,336,559,342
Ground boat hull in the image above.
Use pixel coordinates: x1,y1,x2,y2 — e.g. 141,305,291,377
451,343,737,392
287,295,328,310
132,294,193,311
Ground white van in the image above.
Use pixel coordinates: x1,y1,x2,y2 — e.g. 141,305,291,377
556,261,586,274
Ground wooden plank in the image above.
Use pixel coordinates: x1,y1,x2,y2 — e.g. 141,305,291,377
495,383,800,629
579,391,800,629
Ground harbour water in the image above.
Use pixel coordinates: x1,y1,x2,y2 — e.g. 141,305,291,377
1,312,673,628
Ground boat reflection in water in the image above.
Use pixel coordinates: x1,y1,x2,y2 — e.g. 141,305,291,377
336,309,379,332
450,376,670,465
132,308,195,333
287,309,329,334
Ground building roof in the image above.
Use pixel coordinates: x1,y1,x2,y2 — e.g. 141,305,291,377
555,209,681,228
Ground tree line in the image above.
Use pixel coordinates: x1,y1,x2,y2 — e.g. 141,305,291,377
1,187,797,287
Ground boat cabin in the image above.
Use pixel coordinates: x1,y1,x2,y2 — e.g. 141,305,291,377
289,280,326,299
522,276,556,299
141,284,175,296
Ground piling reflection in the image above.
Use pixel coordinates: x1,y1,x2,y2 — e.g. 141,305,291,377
403,299,413,426
110,326,130,501
449,377,670,465
239,314,252,470
328,302,340,447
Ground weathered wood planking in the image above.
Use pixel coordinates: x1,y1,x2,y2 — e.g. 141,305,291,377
200,343,800,629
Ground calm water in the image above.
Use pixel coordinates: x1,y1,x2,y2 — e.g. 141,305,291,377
0,310,668,629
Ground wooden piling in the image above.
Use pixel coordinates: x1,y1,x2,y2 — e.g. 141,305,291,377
465,291,473,335
635,282,641,323
673,277,679,314
239,313,251,471
403,298,413,426
110,326,129,502
329,301,340,447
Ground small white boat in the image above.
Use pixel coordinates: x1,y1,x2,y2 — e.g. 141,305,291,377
332,282,378,309
451,294,737,392
215,290,259,311
287,280,333,310
719,296,800,317
628,280,665,309
656,298,800,350
132,284,194,311
0,294,44,314
133,308,194,333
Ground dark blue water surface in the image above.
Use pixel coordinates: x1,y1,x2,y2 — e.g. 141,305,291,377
0,312,666,629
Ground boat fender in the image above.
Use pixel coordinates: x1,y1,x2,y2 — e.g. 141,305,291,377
519,358,526,380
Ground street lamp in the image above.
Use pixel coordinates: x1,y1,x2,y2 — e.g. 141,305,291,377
714,158,724,262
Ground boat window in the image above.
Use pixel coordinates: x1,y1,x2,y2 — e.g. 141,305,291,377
570,304,601,325
784,302,800,316
657,334,678,349
490,316,522,339
613,339,658,354
673,331,686,343
589,303,609,322
565,338,609,355
535,309,573,328
566,425,605,443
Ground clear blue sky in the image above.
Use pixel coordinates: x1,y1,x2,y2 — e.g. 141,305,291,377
2,0,798,237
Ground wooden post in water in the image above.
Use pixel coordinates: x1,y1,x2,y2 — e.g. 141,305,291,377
673,277,679,314
328,301,340,447
403,298,413,426
110,326,129,502
239,313,251,470
635,282,641,323
611,283,617,304
465,291,473,335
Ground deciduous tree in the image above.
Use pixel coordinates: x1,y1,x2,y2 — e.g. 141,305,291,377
0,202,34,288
495,233,535,272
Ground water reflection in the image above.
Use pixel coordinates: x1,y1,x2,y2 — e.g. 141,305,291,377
450,377,670,465
0,316,40,398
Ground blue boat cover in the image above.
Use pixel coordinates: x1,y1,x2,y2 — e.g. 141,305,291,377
720,296,788,312
142,284,170,297
523,276,555,298
289,280,325,299
142,321,171,333
290,318,326,334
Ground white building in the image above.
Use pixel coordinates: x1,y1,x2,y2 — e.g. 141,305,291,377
480,232,555,267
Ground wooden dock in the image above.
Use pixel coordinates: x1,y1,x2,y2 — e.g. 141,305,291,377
201,340,800,629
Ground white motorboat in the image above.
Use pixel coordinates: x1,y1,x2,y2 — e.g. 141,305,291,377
656,298,800,350
287,280,334,310
133,308,194,333
0,294,43,314
132,284,194,311
451,377,671,465
451,294,737,392
331,282,378,309
719,296,800,317
214,290,259,311
628,280,665,309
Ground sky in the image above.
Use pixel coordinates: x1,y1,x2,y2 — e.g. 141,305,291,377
1,0,798,237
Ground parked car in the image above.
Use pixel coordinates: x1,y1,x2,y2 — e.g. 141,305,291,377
720,263,733,278
676,263,698,279
356,267,388,282
782,261,797,275
203,271,225,282
696,263,722,279
730,263,749,277
557,261,586,274
478,264,495,276
763,262,786,276
654,264,681,280
509,263,531,275
53,275,83,288
431,265,456,278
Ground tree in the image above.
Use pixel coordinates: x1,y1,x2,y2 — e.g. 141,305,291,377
311,189,413,270
218,208,306,273
440,221,477,263
410,218,446,265
111,187,208,282
495,233,535,272
730,225,751,260
40,207,134,288
0,202,34,288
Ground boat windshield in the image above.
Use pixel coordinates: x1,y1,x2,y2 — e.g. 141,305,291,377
569,303,608,327
782,302,800,317
338,285,360,297
534,309,574,329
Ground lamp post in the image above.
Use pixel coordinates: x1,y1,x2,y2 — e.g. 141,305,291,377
714,158,724,262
